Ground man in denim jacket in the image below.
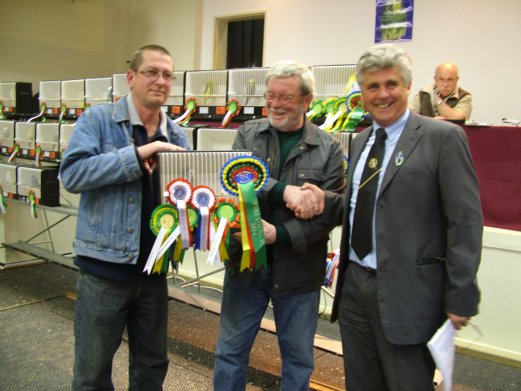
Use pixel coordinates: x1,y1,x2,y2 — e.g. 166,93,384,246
60,45,190,390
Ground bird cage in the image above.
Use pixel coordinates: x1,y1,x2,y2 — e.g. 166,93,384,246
184,70,228,120
0,82,35,118
85,77,112,107
311,65,356,102
112,73,129,102
35,122,60,161
16,165,60,206
0,162,18,197
180,126,195,150
158,150,251,201
166,71,186,118
227,68,268,121
59,122,75,156
61,79,85,119
39,80,61,118
0,120,15,156
195,128,238,151
15,121,36,158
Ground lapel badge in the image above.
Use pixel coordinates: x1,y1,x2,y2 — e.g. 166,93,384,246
394,151,405,166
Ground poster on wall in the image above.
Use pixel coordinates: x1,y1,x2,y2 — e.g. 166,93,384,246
375,0,414,43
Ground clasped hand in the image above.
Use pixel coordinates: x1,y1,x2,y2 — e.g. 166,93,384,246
284,183,325,220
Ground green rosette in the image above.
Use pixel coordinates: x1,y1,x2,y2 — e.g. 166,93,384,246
149,204,178,235
216,201,239,222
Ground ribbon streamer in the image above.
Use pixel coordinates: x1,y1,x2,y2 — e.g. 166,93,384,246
7,144,20,162
166,178,193,249
221,99,241,128
144,204,179,275
173,97,197,125
220,156,269,271
191,185,216,251
28,191,38,219
324,250,340,288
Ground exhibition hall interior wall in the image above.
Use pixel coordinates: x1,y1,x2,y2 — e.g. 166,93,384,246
1,0,520,364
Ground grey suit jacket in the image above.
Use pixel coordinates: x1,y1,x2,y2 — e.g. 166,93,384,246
329,112,483,345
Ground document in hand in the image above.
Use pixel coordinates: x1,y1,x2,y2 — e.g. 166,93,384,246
427,319,456,391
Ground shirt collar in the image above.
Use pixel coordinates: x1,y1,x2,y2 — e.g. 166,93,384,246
373,108,410,142
126,93,167,134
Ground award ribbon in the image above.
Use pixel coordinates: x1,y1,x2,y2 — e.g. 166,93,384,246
0,187,7,214
191,185,216,251
7,144,20,162
173,97,197,125
166,178,193,249
144,204,180,275
324,249,340,288
221,99,241,128
220,156,269,271
207,199,239,266
318,98,341,131
306,99,324,121
28,191,38,219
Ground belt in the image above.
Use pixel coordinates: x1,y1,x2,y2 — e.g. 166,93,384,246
350,260,377,274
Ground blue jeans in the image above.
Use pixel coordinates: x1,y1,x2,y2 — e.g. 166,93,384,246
214,269,320,391
73,270,169,391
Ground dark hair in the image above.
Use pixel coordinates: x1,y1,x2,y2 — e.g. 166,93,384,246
129,44,172,71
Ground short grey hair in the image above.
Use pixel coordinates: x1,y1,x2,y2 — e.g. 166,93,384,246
356,44,412,86
266,60,315,96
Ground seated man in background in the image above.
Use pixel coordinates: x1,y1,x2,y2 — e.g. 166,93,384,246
411,62,472,121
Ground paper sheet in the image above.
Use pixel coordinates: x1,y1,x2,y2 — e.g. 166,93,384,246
427,319,456,391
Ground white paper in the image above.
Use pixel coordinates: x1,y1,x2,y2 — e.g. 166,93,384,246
427,319,456,391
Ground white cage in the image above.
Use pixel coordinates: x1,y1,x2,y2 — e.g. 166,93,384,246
158,150,251,202
185,70,228,108
59,123,76,154
39,80,61,112
85,77,112,107
15,122,36,151
311,65,356,101
61,79,85,109
0,82,16,108
36,122,60,156
227,68,267,107
0,163,18,195
112,73,129,102
0,120,15,152
195,128,238,151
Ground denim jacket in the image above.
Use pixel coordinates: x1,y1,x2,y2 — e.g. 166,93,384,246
59,96,190,265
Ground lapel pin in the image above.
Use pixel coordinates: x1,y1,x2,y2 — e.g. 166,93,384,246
394,151,405,166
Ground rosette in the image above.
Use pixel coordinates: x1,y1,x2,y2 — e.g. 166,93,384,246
220,156,269,196
166,178,193,249
306,99,324,122
220,156,269,271
221,99,241,128
144,204,181,275
173,97,197,125
207,198,240,266
191,185,216,251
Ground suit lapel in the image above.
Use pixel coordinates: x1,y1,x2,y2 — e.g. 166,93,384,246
378,114,423,197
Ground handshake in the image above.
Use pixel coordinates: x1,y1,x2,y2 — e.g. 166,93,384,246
283,183,325,220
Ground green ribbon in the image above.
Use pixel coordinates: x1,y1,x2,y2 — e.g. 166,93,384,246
238,181,266,271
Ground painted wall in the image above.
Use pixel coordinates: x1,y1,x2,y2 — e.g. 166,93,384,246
199,0,521,125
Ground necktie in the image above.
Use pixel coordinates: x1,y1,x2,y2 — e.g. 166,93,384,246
351,128,387,260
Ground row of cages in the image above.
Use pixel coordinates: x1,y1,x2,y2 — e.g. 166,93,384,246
0,64,357,124
0,160,59,207
0,125,351,209
0,119,352,166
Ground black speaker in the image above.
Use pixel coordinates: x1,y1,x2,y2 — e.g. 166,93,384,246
15,82,38,115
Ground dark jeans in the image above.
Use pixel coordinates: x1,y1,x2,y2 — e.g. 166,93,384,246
73,270,169,391
214,269,320,391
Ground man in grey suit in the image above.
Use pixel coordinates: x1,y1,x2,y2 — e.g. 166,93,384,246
310,44,482,390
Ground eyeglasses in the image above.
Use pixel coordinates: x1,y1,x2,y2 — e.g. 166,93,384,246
137,69,175,82
263,91,303,103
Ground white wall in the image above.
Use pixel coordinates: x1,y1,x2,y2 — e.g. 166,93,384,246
199,0,521,125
